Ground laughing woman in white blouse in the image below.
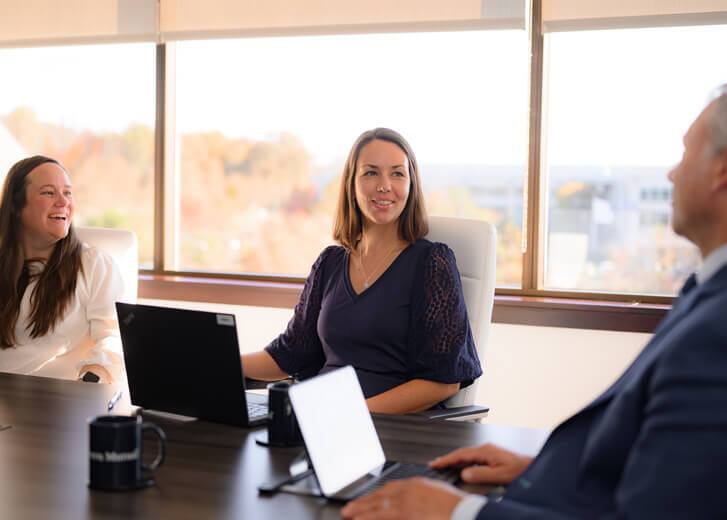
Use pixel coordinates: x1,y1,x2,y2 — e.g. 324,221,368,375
0,156,125,384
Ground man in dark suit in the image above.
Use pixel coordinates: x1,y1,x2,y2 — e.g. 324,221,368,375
342,85,727,519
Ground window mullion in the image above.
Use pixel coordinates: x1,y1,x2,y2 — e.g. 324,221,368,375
522,0,545,291
153,43,166,272
154,42,180,273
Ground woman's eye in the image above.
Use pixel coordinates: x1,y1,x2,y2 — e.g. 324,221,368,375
364,170,377,176
41,191,53,196
393,171,405,177
64,191,73,197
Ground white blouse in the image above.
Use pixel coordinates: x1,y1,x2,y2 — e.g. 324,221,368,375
0,245,125,382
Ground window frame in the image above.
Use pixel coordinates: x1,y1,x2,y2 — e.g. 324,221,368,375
143,1,678,317
4,1,703,332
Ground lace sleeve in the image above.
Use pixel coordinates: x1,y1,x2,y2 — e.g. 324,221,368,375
264,246,339,380
409,242,483,385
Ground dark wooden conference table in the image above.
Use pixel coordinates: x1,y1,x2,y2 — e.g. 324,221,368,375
0,373,549,519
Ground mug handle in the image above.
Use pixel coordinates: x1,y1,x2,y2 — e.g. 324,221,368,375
141,422,167,473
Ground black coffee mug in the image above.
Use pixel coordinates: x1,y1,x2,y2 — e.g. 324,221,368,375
88,415,166,491
267,380,303,447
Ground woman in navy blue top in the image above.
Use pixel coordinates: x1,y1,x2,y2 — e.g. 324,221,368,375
242,128,482,413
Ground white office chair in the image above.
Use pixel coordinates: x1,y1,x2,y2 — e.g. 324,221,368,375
75,226,139,303
419,215,497,421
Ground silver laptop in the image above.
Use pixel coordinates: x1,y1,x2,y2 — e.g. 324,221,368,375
287,365,458,501
116,302,268,427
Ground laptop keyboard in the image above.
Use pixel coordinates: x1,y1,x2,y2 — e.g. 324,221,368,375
355,462,457,496
247,402,269,420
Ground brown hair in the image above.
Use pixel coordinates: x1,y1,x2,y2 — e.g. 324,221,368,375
332,128,428,250
0,156,83,349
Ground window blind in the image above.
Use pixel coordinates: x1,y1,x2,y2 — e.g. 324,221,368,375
543,0,727,31
159,0,525,40
0,0,157,46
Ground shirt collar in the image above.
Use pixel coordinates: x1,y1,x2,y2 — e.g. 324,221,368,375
696,243,727,285
25,259,46,276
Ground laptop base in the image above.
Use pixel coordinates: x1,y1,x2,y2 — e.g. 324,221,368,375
261,459,458,502
254,431,305,448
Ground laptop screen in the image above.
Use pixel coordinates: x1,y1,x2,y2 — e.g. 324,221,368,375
288,366,386,496
116,302,253,426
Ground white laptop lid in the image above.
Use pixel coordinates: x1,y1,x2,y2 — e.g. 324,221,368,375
288,366,386,496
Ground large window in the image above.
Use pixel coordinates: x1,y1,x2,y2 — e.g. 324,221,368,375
0,43,156,266
4,3,727,303
543,25,727,295
174,30,528,285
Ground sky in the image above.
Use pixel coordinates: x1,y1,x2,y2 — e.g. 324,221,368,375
0,25,725,168
0,43,156,133
546,25,727,167
174,31,528,165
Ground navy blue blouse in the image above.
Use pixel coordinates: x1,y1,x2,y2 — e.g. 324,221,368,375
264,239,482,399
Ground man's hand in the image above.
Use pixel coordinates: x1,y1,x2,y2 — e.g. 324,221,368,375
341,478,466,520
429,443,532,485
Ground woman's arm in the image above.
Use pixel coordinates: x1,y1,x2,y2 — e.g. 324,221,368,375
405,243,482,402
256,247,336,381
366,379,459,414
241,351,288,381
80,250,126,384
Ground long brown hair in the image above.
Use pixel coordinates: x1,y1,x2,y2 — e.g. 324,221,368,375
0,156,83,349
332,128,428,250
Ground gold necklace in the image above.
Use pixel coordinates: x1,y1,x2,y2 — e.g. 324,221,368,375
357,245,399,289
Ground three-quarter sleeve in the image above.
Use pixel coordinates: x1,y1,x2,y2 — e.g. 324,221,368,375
264,246,338,380
78,249,126,382
408,242,482,385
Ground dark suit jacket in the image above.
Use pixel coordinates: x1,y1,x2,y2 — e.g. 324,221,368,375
479,264,727,519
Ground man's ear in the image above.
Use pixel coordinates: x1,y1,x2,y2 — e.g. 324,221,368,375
712,148,727,192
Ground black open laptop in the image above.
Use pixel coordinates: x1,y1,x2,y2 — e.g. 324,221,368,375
116,302,268,427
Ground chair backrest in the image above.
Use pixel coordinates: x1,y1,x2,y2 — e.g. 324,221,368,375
75,226,138,302
425,216,496,408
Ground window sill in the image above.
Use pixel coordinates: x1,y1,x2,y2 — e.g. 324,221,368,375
138,274,670,333
492,295,668,333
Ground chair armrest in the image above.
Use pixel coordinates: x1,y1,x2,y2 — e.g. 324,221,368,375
244,377,272,390
412,404,490,422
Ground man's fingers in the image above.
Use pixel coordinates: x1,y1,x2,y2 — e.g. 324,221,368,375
379,480,408,494
429,445,493,468
341,500,378,518
460,464,509,484
343,509,400,520
341,483,403,519
342,478,462,520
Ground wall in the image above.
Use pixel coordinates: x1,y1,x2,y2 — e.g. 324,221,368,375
141,298,649,430
480,324,647,429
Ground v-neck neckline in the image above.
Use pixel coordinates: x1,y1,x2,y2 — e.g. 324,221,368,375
344,242,414,299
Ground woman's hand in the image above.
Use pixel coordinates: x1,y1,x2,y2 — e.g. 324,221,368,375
429,443,533,485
